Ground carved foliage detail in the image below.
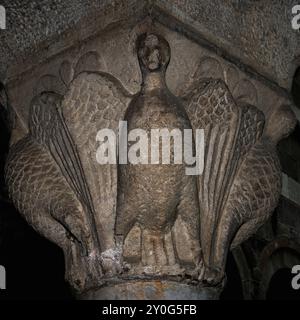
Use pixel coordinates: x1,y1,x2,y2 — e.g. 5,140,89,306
180,56,258,107
34,51,104,97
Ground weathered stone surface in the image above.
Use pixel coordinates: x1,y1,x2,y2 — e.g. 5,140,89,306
0,1,299,90
5,18,293,151
0,0,147,80
156,0,300,89
4,32,296,299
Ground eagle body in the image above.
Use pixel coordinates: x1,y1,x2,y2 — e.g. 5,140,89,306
116,88,199,235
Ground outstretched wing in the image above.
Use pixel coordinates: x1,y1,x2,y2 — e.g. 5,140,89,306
29,91,102,253
182,78,264,266
61,71,132,251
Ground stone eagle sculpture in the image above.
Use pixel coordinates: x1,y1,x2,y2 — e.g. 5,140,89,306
4,33,296,296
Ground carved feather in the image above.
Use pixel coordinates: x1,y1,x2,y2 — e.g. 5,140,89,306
61,71,132,252
182,79,265,269
28,92,102,255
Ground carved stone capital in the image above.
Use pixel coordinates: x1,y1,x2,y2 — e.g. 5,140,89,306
4,15,296,299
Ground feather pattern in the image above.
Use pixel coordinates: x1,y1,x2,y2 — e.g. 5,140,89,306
61,72,132,251
182,79,265,270
5,71,132,291
29,92,101,254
